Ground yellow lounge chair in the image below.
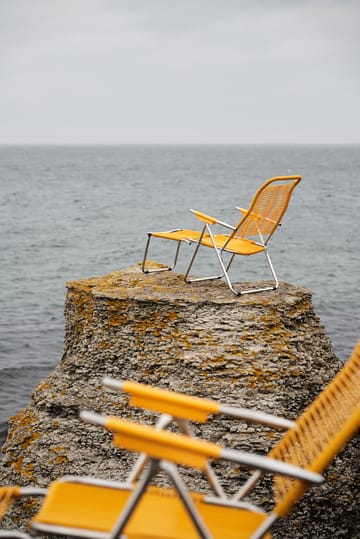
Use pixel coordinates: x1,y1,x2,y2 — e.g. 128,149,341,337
0,416,322,539
142,175,302,295
1,340,359,539
102,338,360,507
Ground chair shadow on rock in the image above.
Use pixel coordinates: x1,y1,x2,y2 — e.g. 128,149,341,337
0,339,359,539
142,175,302,295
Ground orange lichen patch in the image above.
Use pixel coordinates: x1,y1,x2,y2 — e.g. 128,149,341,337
73,291,95,324
326,472,339,484
176,335,193,350
247,367,280,390
6,409,40,444
48,449,69,465
49,446,68,454
66,275,104,292
35,380,53,392
136,260,169,270
97,340,113,350
8,456,36,481
288,369,302,377
52,455,69,465
3,408,42,482
107,300,180,339
20,432,41,450
106,301,130,327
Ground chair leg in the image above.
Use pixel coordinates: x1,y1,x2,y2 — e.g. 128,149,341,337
126,414,173,484
184,224,226,284
141,233,182,274
186,238,279,296
233,470,263,501
184,228,240,295
112,459,161,537
249,513,278,539
238,249,279,295
177,419,227,498
114,458,212,539
160,461,212,539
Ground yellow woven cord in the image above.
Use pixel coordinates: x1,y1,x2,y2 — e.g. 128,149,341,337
232,176,301,241
151,229,203,241
34,484,270,539
32,480,131,531
0,486,21,519
124,486,271,539
123,381,220,422
270,340,360,518
106,417,221,470
199,234,265,255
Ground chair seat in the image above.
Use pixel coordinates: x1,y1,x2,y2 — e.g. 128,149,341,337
151,229,204,242
32,482,270,539
200,235,265,255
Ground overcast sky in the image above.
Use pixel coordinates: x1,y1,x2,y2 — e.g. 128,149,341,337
1,0,359,144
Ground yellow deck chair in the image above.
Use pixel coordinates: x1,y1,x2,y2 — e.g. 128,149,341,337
2,340,358,539
102,338,360,510
0,415,321,539
141,175,301,295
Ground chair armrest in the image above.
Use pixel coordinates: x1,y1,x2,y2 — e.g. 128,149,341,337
103,377,219,422
103,377,295,430
219,404,295,430
190,209,236,230
221,447,323,485
81,411,222,469
80,411,322,485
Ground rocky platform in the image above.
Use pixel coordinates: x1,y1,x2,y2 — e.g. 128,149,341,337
0,265,358,537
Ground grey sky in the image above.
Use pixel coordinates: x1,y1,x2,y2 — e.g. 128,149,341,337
1,0,359,144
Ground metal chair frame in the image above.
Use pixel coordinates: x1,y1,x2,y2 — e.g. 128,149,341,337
183,214,279,296
142,229,185,274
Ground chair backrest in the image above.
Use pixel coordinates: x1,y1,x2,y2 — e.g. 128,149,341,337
232,175,302,244
269,340,360,518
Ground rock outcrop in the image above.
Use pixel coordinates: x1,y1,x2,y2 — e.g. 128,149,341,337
0,265,358,537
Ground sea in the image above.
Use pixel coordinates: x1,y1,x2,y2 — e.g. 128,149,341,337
1,144,359,445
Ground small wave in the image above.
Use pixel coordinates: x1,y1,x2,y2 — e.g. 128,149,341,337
0,364,53,376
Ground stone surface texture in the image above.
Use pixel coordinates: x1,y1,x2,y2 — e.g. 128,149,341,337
0,265,359,537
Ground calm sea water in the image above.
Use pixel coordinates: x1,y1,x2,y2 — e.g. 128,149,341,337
1,144,359,442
